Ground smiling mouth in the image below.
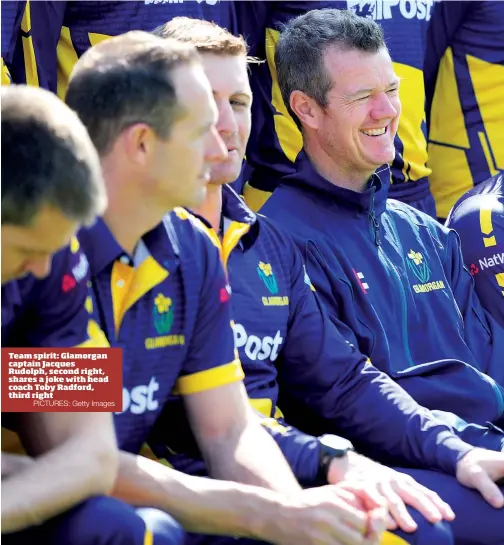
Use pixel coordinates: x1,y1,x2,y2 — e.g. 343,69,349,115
359,127,387,137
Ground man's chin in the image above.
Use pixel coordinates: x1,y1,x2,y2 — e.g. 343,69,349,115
208,178,230,187
209,173,241,186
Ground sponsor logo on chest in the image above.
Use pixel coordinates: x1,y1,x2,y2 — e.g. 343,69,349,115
348,0,433,21
117,376,160,415
233,323,284,362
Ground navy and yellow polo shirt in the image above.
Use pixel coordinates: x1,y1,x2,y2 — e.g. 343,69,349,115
2,236,106,453
2,236,104,349
3,0,236,96
425,1,504,218
78,210,243,454
446,173,504,328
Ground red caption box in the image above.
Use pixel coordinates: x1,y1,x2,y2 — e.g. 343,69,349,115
2,348,122,412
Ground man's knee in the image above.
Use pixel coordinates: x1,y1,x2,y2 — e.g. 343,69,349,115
389,517,454,545
37,496,184,545
135,507,185,545
395,468,504,544
80,498,185,545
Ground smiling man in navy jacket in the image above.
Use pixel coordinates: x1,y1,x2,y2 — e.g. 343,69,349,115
259,6,504,524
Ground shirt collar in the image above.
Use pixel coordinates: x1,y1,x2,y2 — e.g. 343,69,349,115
221,184,259,251
78,218,124,276
282,149,390,217
79,217,179,276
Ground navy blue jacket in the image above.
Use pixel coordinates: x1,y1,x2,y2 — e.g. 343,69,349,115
261,151,504,431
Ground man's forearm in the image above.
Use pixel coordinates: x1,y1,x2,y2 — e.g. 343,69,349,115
113,451,287,540
1,453,35,479
203,416,302,495
1,436,117,533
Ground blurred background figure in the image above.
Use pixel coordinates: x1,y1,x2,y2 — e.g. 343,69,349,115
425,0,504,221
445,173,504,328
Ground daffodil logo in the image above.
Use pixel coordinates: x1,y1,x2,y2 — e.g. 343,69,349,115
406,250,431,284
153,293,174,335
257,261,278,295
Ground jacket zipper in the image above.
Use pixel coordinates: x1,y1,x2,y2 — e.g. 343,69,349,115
368,190,381,247
368,190,415,368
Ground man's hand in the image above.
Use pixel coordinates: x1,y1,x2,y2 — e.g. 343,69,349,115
264,485,388,545
327,452,454,533
456,448,504,508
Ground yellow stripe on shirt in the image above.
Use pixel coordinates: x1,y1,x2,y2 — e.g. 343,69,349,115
174,359,244,396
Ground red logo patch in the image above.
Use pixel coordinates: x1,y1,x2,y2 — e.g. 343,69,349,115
469,264,479,276
220,285,231,303
353,269,369,294
62,274,77,292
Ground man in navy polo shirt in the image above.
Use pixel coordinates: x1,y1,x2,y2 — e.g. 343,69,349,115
1,86,177,545
65,30,391,545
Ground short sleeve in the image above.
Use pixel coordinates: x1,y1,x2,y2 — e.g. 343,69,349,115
175,230,244,395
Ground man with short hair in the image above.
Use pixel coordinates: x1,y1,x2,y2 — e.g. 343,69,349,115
65,31,389,545
261,7,504,443
1,85,106,284
234,1,436,217
254,8,504,538
1,85,177,545
148,16,504,545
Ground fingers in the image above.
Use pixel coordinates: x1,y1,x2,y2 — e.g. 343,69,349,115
336,482,391,536
335,485,367,510
392,482,443,525
468,467,504,508
312,510,369,545
378,481,418,533
413,483,455,520
334,496,370,535
367,506,389,538
338,482,387,511
385,513,397,531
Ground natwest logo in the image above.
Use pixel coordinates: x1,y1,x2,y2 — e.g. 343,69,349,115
479,252,504,271
117,377,160,415
233,323,283,362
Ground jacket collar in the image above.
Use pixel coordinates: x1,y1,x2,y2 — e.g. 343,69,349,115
282,149,390,216
222,184,257,226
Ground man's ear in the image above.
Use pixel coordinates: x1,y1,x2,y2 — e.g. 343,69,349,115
121,123,155,167
290,90,320,131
